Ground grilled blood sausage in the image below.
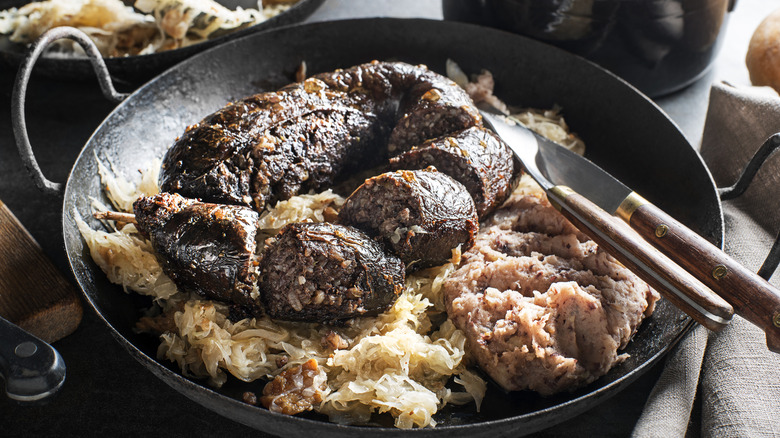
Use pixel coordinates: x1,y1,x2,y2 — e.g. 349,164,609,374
133,193,260,310
159,61,481,211
259,222,405,322
339,169,479,270
389,126,515,218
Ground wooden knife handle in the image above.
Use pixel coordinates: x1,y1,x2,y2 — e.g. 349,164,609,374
624,197,780,353
548,187,734,332
0,201,82,343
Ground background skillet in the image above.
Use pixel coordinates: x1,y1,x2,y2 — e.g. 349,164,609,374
0,0,325,84
59,18,721,436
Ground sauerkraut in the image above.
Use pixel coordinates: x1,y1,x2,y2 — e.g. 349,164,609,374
76,219,179,300
77,160,483,429
447,59,586,155
76,158,175,300
256,189,343,233
0,0,296,57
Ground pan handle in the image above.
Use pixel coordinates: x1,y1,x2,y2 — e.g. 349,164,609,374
717,132,780,279
12,26,130,196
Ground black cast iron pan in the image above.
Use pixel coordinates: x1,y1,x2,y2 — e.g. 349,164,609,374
0,0,325,84
14,18,724,436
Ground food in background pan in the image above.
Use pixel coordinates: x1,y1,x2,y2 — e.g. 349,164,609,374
76,61,657,428
0,0,297,57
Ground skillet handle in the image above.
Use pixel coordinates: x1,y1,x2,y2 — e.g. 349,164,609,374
624,197,780,353
12,26,129,196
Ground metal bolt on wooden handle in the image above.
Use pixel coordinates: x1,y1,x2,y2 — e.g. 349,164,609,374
624,200,780,353
549,186,734,332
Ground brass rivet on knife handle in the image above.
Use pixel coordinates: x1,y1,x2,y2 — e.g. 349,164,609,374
626,201,780,353
616,192,649,222
655,224,669,238
712,265,728,280
554,191,733,331
773,312,780,328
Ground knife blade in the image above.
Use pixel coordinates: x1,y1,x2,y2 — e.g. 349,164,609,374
482,112,734,331
483,111,780,352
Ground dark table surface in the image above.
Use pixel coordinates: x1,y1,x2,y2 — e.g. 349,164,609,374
0,0,776,436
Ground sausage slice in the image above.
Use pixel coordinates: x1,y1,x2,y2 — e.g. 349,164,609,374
133,192,259,310
339,168,479,270
259,222,405,322
390,126,515,218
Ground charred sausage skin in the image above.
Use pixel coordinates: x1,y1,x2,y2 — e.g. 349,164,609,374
159,80,388,211
159,61,481,212
133,193,260,310
338,168,479,270
259,222,405,322
312,62,481,154
390,126,515,218
148,61,517,322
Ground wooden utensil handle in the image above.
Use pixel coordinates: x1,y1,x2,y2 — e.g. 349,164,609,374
627,200,780,352
0,201,82,343
548,187,734,332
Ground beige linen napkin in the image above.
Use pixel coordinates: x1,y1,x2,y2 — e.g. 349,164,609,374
633,82,780,437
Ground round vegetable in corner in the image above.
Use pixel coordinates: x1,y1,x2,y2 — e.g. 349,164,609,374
747,8,780,94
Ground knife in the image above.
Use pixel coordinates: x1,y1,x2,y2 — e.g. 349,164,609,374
483,111,780,352
481,112,734,330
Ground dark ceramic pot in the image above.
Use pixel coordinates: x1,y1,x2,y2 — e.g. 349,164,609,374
443,0,737,97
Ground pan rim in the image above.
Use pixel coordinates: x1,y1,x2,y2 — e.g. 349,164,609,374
61,17,722,436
